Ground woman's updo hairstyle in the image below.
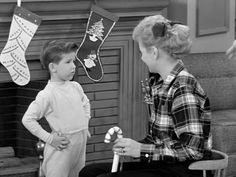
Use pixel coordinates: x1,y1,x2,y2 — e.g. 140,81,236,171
132,15,192,55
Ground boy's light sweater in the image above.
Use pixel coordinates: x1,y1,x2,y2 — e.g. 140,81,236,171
22,81,91,144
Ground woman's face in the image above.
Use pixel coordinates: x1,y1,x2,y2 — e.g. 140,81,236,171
138,41,157,72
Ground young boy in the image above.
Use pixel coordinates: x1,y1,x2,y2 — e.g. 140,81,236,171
22,40,91,177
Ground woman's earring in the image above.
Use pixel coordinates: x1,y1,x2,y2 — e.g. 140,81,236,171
154,48,159,60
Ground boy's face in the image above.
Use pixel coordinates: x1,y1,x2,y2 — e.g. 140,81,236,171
51,52,76,82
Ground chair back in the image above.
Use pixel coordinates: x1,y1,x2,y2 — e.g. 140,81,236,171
188,149,228,177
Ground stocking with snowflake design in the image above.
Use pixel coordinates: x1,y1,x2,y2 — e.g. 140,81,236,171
0,6,42,86
76,5,119,82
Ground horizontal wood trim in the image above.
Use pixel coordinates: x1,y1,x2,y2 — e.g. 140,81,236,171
0,89,16,97
95,90,118,100
0,0,170,22
91,99,118,109
94,107,118,117
0,131,16,140
0,106,16,114
95,143,112,151
86,144,94,153
0,97,17,105
16,89,40,97
198,27,229,36
87,134,107,144
78,73,119,84
89,116,118,126
196,0,229,36
83,82,119,92
94,125,113,135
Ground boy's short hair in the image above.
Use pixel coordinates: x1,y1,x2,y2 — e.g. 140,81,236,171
40,40,78,71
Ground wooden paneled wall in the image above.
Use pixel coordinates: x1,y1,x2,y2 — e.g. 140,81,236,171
0,0,170,162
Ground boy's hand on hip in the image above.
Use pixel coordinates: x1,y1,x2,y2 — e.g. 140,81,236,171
51,132,70,151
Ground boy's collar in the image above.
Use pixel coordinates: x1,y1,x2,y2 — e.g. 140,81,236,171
48,80,69,85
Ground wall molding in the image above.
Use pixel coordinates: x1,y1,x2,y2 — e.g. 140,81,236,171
0,0,170,22
196,0,229,37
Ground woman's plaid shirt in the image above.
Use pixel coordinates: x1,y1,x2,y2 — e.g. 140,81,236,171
140,60,212,162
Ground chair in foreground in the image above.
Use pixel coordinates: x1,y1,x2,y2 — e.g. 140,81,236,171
188,149,228,177
36,139,45,177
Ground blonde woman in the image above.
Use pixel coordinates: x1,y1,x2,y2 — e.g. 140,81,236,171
80,15,212,177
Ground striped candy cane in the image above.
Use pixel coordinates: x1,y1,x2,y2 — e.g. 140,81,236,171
104,126,123,172
17,0,21,7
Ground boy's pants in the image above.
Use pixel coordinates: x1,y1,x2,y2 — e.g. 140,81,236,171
42,129,87,177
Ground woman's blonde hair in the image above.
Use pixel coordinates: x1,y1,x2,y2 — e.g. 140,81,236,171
132,15,192,55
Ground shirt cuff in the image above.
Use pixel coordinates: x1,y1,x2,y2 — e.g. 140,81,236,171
41,132,53,144
140,143,162,162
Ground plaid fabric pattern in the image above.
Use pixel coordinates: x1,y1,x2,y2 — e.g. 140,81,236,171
140,60,212,162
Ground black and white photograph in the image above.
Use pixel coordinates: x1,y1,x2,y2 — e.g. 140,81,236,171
0,0,235,177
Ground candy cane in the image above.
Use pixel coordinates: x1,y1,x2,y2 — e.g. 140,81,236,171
17,0,21,7
104,126,123,172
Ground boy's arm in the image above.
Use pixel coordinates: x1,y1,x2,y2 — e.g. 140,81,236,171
82,93,91,120
76,82,91,120
22,92,53,144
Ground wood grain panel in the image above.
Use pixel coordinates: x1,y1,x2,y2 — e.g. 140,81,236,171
89,116,118,126
94,125,114,135
86,151,113,162
83,82,119,92
197,0,229,36
95,91,118,100
94,107,118,117
91,99,118,109
95,143,112,152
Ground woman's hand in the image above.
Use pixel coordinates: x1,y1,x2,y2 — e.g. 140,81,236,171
113,138,141,158
51,132,70,151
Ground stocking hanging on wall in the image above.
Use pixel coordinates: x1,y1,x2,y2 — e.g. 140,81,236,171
76,5,119,82
0,6,42,86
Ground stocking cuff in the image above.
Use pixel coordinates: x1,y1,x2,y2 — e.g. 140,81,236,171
14,6,42,26
91,4,119,22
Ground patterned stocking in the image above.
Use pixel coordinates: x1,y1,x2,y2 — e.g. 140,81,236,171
0,6,42,86
76,5,119,82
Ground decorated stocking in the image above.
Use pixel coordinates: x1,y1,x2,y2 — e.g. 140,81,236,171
0,6,42,86
76,5,119,82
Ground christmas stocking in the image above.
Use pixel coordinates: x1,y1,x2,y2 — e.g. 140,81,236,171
0,6,42,86
76,5,119,82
